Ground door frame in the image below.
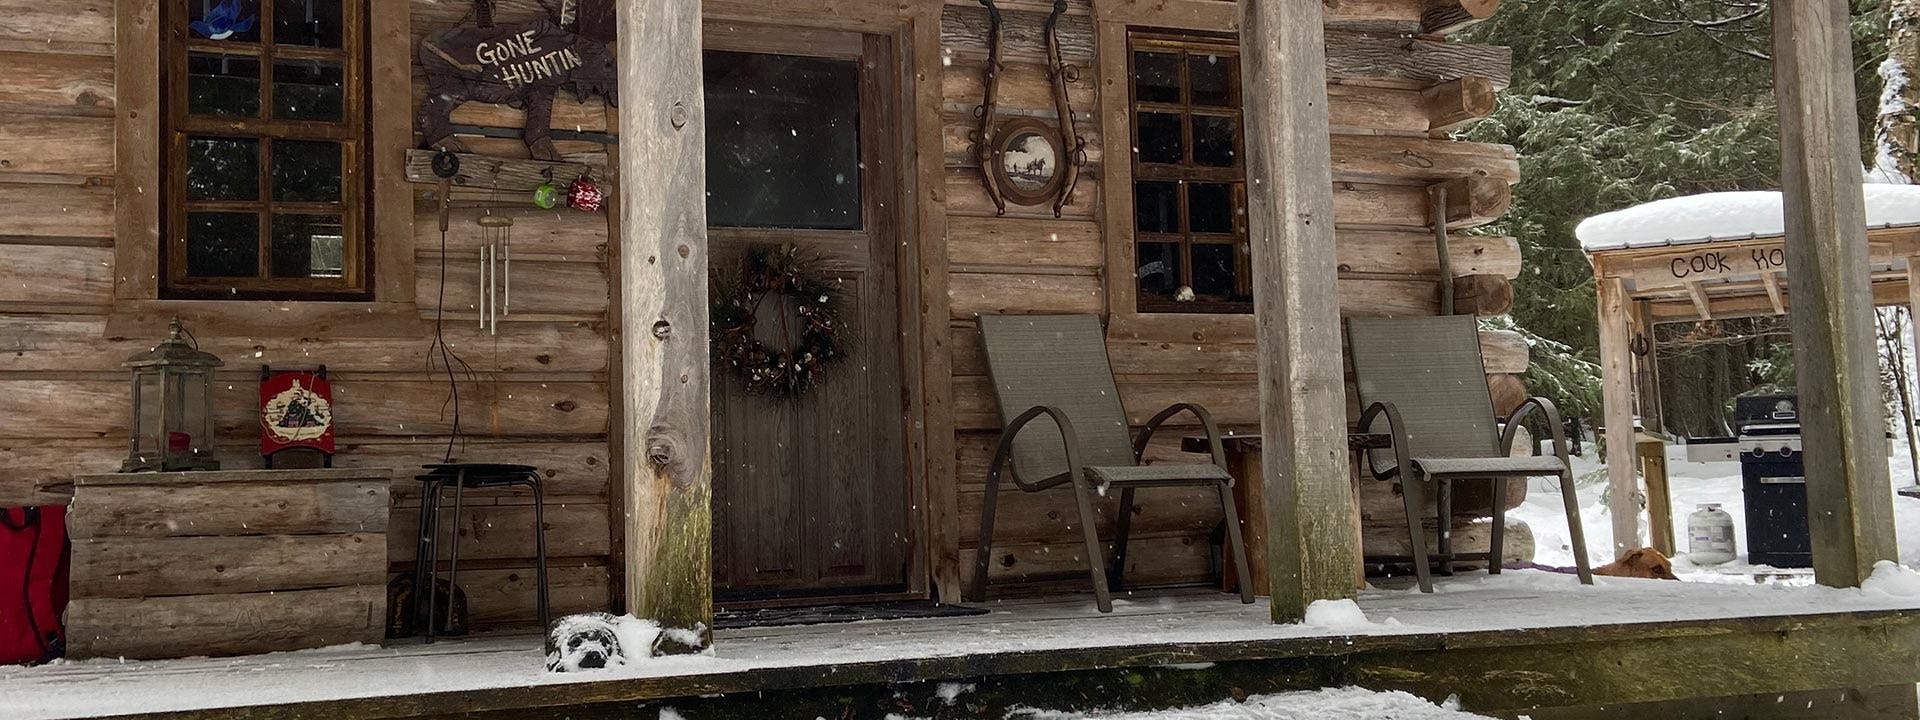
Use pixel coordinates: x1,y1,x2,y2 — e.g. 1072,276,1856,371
610,8,936,611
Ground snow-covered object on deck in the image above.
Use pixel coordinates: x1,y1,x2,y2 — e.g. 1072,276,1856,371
1010,687,1493,719
1575,184,1920,252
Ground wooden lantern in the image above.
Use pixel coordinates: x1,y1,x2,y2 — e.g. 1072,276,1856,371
122,319,223,472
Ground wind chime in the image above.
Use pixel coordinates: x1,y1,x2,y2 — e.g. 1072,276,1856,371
477,212,511,336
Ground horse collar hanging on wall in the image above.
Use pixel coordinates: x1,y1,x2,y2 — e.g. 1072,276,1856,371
418,0,618,161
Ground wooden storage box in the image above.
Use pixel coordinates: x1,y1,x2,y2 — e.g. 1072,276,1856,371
65,469,393,660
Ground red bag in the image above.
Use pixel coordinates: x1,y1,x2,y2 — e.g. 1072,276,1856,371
0,506,68,666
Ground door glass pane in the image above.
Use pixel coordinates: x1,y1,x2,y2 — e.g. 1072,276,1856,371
272,139,342,202
1188,182,1236,234
187,137,260,201
1189,54,1236,107
189,0,262,43
274,60,343,121
271,214,344,278
1193,115,1238,167
186,212,260,277
1191,243,1239,298
274,0,343,48
188,53,261,117
1137,242,1181,300
1133,52,1181,104
1136,112,1183,164
704,50,861,230
1134,180,1179,233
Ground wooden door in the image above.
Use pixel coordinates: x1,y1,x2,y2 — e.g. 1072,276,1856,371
704,29,910,602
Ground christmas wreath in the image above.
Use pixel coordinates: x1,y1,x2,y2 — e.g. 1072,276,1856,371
711,245,846,396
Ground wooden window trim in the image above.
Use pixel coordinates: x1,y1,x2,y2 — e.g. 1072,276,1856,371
113,0,417,332
1123,32,1250,315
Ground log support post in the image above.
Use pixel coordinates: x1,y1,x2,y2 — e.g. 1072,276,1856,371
1597,275,1641,560
1241,0,1358,623
616,0,714,651
1773,0,1899,587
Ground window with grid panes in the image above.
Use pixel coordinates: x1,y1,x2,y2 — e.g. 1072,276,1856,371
1128,34,1249,313
163,0,369,299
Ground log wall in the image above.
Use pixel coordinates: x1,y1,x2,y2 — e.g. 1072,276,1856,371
0,0,614,631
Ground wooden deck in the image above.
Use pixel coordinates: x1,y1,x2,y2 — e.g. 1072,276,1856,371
8,572,1920,719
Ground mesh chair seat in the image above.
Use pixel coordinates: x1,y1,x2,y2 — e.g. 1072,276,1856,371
1409,454,1569,477
1084,463,1233,486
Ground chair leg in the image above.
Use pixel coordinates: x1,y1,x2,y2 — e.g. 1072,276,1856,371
1436,478,1454,576
971,465,1005,603
530,477,551,650
1400,476,1434,593
444,474,467,636
411,480,439,638
1489,477,1506,574
1557,470,1595,585
1110,487,1136,590
1215,480,1255,604
1069,477,1115,613
423,480,445,643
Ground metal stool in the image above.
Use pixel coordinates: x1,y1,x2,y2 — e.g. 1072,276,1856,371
411,463,549,647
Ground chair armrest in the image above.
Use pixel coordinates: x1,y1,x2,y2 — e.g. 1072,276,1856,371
992,405,1081,492
1358,401,1415,482
1135,403,1225,469
1501,397,1572,468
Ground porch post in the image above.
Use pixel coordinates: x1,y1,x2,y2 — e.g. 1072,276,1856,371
1773,0,1898,587
1596,275,1640,560
616,0,714,650
1240,0,1358,623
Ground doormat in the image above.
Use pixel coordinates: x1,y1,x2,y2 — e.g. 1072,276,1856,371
715,601,990,630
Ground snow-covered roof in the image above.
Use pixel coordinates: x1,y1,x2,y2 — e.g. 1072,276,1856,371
1576,184,1920,253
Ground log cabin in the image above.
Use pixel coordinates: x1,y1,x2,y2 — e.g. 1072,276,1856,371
2,0,1919,718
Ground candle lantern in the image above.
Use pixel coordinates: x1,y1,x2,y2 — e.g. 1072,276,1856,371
122,319,223,472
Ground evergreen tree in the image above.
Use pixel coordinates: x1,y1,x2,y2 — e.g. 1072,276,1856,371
1459,1,1891,419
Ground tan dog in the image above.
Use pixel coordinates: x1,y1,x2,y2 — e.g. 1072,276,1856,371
1595,547,1679,580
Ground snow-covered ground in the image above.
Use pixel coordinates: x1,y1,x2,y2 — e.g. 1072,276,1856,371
1508,434,1920,585
997,688,1489,719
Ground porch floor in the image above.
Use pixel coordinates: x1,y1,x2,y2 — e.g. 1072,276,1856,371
9,571,1920,719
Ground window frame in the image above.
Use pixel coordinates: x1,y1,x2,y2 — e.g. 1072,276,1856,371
1124,32,1251,315
159,0,373,301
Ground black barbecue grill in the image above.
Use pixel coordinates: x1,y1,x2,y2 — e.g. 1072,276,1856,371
1732,395,1811,568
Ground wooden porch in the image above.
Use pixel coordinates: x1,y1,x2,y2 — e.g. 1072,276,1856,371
8,574,1920,719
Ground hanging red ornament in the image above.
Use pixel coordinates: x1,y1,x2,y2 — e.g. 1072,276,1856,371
568,173,604,213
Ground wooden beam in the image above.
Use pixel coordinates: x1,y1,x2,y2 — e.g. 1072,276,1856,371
1421,76,1497,135
1436,175,1512,228
1761,271,1787,315
1685,280,1714,320
1241,0,1358,623
1421,0,1501,36
1772,0,1899,588
1451,273,1514,315
1597,276,1641,561
616,0,714,651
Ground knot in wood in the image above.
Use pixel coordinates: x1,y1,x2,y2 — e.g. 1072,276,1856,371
670,102,689,129
647,442,674,467
652,320,673,339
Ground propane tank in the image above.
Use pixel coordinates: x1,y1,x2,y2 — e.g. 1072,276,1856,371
1687,503,1738,566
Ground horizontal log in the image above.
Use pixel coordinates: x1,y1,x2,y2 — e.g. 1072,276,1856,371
943,108,1105,167
0,438,612,507
403,150,607,192
1436,175,1513,228
1422,76,1498,134
0,315,607,374
0,244,112,306
0,50,111,115
0,378,608,439
944,57,1096,115
943,3,1095,63
964,533,1213,589
1422,0,1502,36
1452,273,1515,316
414,202,611,259
0,181,113,239
950,322,1530,377
949,271,1105,318
455,563,611,630
1479,328,1529,374
0,0,112,48
408,78,611,133
1488,372,1529,418
388,501,611,563
1327,83,1429,134
0,114,111,177
1338,229,1521,278
416,258,610,316
959,484,1226,548
68,479,389,539
1364,517,1533,564
65,585,384,660
1326,31,1512,89
948,216,1104,268
1330,134,1519,184
71,533,385,598
947,168,1101,221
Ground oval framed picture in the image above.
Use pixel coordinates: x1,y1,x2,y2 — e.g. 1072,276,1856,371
991,117,1066,207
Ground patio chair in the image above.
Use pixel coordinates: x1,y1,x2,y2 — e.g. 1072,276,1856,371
970,314,1254,613
1348,315,1594,593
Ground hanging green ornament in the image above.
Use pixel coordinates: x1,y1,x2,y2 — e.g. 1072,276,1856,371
533,180,563,209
